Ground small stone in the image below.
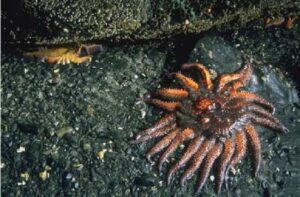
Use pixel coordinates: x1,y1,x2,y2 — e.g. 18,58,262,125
184,19,190,25
17,146,26,153
0,162,5,169
20,172,30,181
55,126,73,138
18,123,39,135
73,163,84,170
63,28,69,33
39,170,50,181
208,50,213,59
17,181,26,186
83,143,92,152
65,173,72,179
134,174,157,186
97,149,107,161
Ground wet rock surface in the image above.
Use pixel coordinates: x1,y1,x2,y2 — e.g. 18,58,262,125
2,0,299,45
2,24,300,196
2,45,167,196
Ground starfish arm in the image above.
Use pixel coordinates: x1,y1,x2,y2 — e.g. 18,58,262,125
157,88,189,100
174,73,199,91
145,129,179,162
227,131,247,173
224,100,250,110
230,81,244,92
215,138,235,194
250,115,288,133
131,123,177,144
135,114,175,138
181,63,213,90
247,105,282,124
229,91,275,113
158,128,195,171
147,99,182,111
244,124,261,177
227,64,253,92
167,135,204,184
216,64,253,93
195,142,223,193
216,74,240,92
180,137,216,186
226,104,280,125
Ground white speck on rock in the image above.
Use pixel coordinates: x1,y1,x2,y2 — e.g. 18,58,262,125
208,50,213,59
17,146,26,153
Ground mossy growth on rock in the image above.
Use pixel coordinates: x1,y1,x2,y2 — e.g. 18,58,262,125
2,0,299,46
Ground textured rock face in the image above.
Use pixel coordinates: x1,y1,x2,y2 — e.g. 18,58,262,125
2,0,299,45
1,45,167,196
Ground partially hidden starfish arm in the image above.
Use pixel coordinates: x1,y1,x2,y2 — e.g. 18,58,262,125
216,64,253,93
174,73,199,91
182,63,213,90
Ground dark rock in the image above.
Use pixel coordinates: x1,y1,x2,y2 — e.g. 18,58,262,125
134,174,157,187
17,123,39,135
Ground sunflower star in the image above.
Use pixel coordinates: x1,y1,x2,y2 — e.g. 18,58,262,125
132,63,288,194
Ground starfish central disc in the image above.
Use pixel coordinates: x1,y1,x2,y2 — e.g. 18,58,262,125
195,97,216,112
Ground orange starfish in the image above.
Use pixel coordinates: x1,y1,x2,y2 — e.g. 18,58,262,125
132,63,288,194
